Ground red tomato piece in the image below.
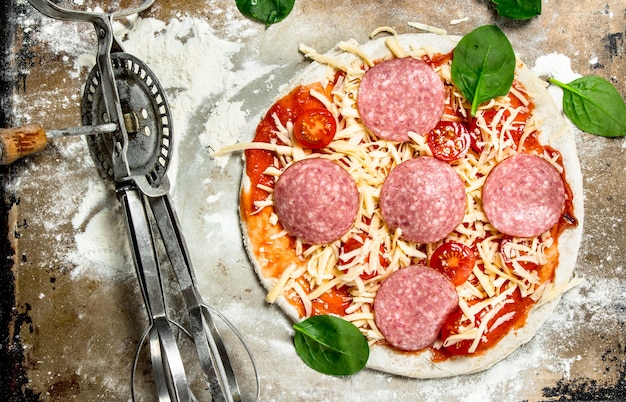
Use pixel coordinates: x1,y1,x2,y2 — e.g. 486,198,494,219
292,108,337,149
427,121,471,162
338,237,363,267
468,117,485,153
429,241,476,286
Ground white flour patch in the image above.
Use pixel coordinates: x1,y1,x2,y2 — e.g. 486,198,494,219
111,16,280,180
68,200,132,280
201,100,249,155
70,179,109,230
16,13,278,280
532,53,582,111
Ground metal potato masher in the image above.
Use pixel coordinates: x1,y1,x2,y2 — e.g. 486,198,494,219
15,1,259,400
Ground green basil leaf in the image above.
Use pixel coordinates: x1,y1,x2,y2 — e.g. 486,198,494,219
492,0,542,20
293,315,369,376
235,0,295,27
451,25,516,116
548,76,626,137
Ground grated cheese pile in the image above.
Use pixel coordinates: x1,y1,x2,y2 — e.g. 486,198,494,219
223,30,579,354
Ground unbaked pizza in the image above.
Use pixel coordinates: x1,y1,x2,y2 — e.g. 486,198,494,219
224,26,583,378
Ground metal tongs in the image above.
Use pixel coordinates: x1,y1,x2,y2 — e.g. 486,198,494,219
26,1,258,400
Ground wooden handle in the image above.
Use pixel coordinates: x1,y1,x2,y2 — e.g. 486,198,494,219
0,123,48,165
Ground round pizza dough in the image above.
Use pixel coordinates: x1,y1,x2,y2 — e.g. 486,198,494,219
239,33,584,378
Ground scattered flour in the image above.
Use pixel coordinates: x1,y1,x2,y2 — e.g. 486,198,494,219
111,15,274,184
19,12,277,279
68,197,132,280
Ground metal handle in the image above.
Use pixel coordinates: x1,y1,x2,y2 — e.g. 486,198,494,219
119,181,243,401
150,194,242,402
119,185,195,402
28,0,136,180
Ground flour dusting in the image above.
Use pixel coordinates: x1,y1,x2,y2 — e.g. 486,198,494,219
10,5,624,399
16,13,278,279
112,15,276,186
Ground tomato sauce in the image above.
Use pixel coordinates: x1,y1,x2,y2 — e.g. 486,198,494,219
242,81,336,210
433,288,535,360
240,80,349,315
284,278,351,317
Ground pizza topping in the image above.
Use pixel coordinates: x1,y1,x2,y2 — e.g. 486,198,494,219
451,25,516,116
439,285,530,356
292,108,337,149
429,241,477,286
234,30,579,364
293,314,369,376
273,158,359,244
373,265,458,351
357,57,445,141
468,117,485,153
380,157,466,244
482,153,566,238
407,21,448,35
427,120,471,161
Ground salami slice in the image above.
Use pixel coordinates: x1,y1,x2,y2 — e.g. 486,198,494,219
374,265,458,351
273,158,359,244
380,157,466,244
482,153,566,238
357,57,445,142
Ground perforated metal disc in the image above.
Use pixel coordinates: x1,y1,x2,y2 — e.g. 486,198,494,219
82,52,172,187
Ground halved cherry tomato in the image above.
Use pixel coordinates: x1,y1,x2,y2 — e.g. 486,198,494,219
429,241,476,286
426,121,471,161
292,108,337,149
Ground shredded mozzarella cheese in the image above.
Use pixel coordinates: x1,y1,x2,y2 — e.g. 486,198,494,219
407,21,447,35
